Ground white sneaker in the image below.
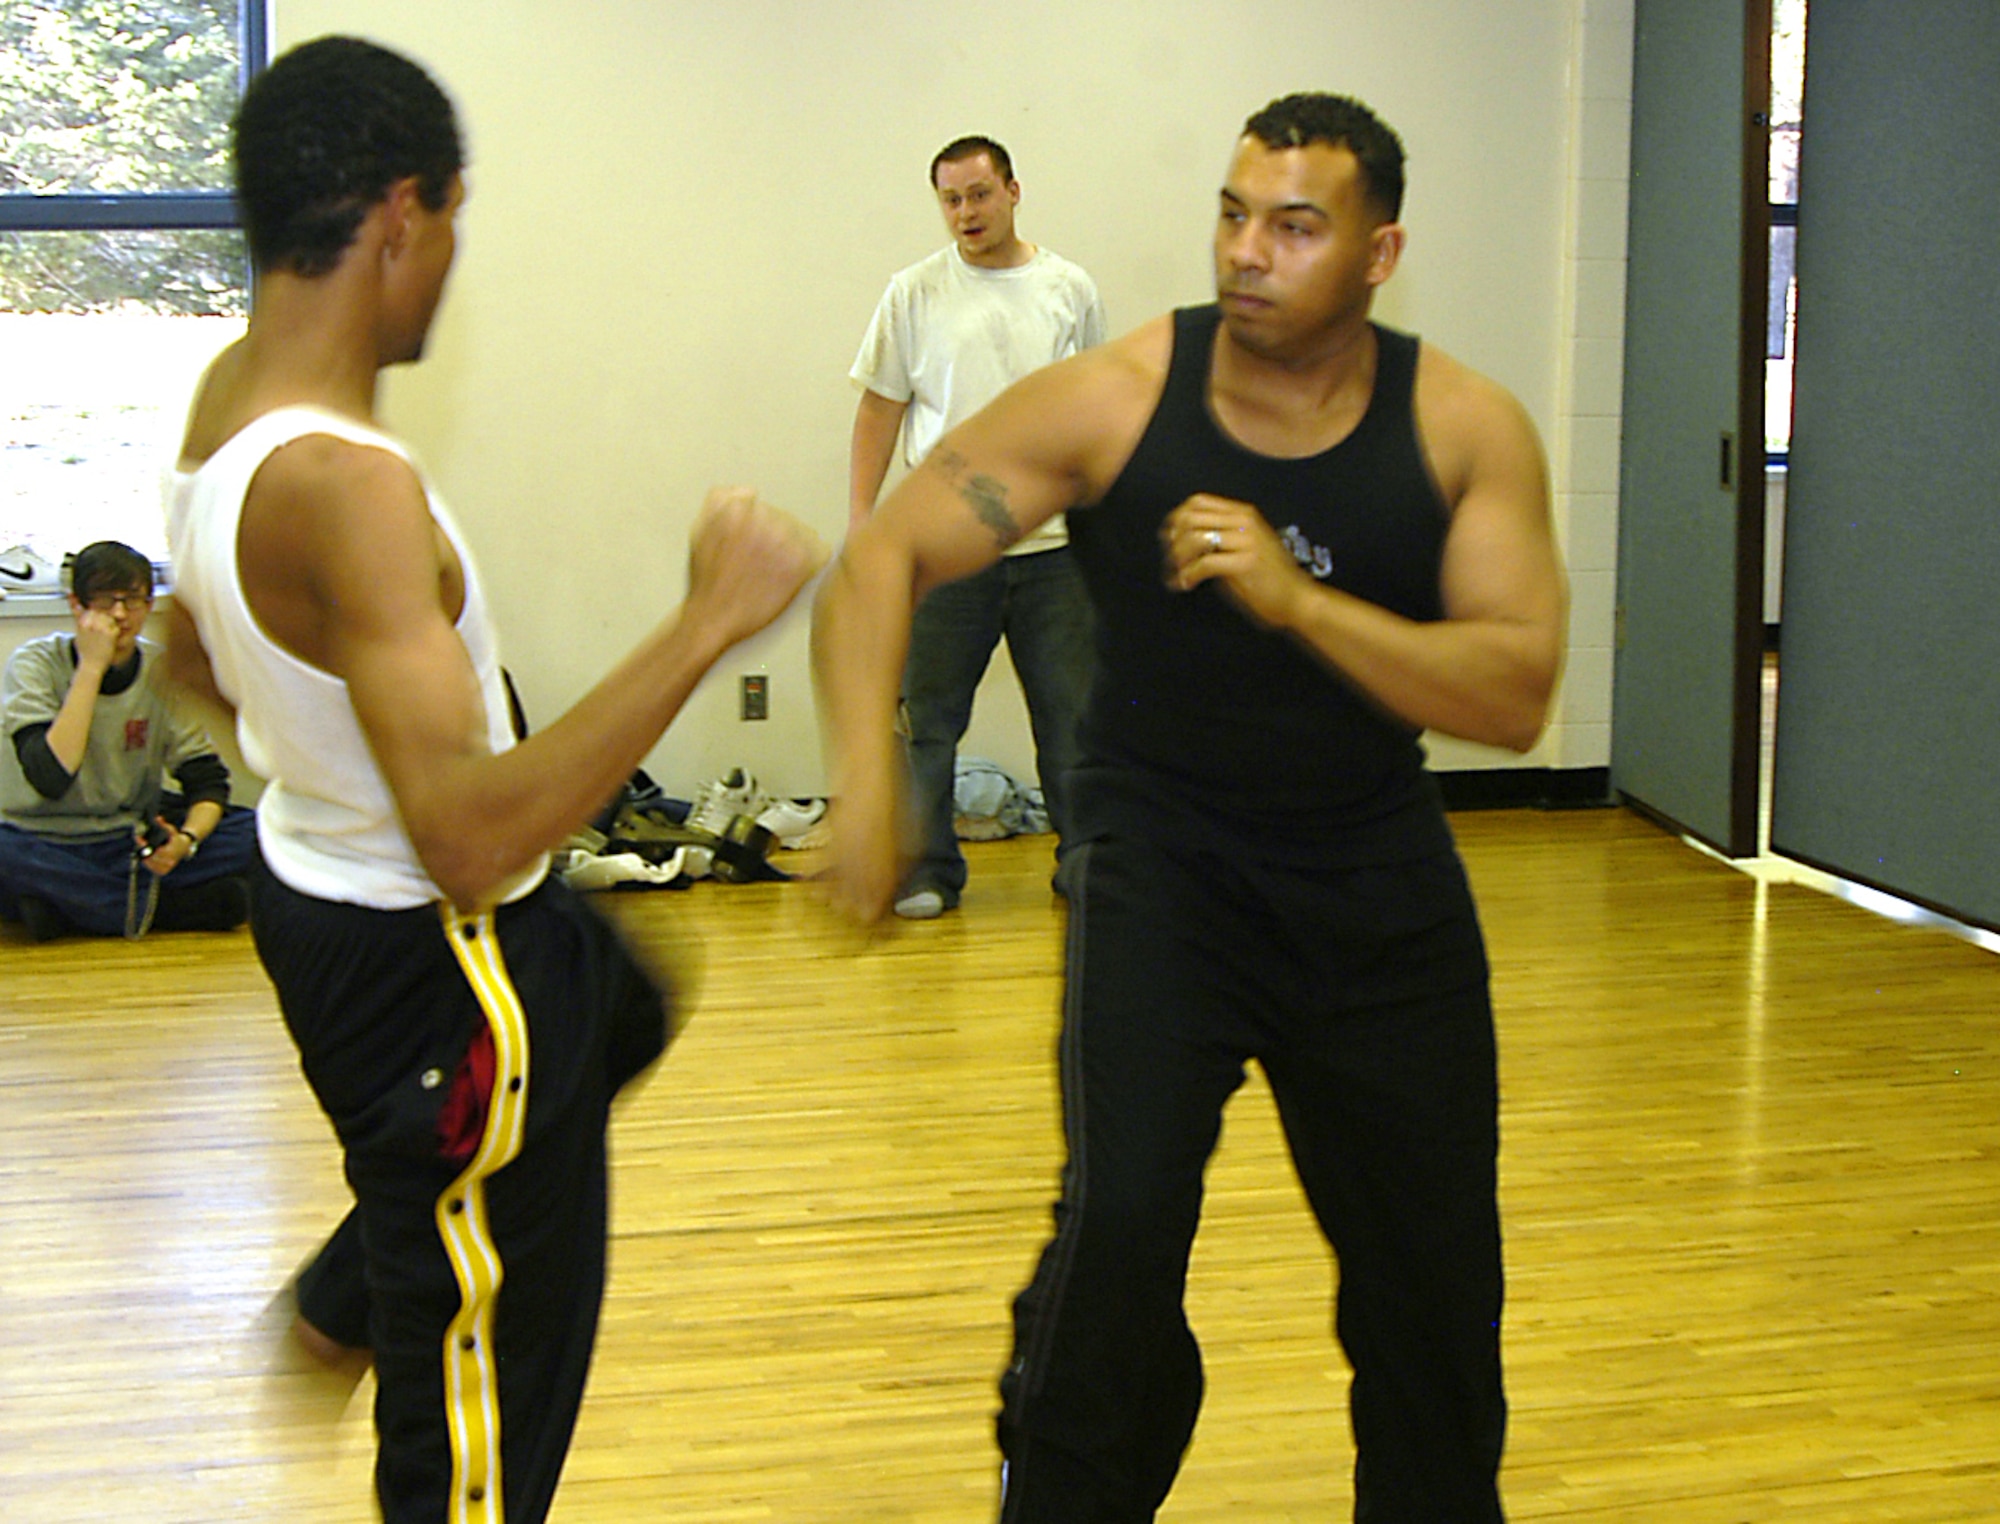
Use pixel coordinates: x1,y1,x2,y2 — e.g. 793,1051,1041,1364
561,850,689,891
0,545,65,596
686,767,765,838
754,797,827,848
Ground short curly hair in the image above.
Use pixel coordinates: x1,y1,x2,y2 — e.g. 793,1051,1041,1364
1241,93,1405,221
232,35,463,277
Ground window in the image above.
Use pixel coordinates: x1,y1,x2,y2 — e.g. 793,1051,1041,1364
1766,0,1805,461
1,2,267,578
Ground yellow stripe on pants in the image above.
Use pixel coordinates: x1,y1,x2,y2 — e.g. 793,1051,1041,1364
435,905,533,1524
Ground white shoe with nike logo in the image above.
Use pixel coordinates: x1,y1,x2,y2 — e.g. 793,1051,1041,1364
0,545,64,595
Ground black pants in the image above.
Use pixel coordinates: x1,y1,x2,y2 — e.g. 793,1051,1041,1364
997,834,1506,1523
256,860,670,1524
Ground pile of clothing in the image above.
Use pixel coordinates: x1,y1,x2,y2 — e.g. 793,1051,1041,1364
557,767,826,892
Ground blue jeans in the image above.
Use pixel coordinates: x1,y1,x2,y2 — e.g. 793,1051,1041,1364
900,545,1093,902
0,801,257,936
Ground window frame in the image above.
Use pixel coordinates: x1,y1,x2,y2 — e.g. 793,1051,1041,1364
0,5,268,590
0,6,267,238
1765,0,1804,470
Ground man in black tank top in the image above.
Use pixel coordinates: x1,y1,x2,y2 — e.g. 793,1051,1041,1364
817,93,1566,1523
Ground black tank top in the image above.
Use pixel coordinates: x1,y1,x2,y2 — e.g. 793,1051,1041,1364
1067,304,1454,867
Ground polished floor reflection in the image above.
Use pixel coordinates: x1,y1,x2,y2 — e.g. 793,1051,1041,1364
3,812,1996,1522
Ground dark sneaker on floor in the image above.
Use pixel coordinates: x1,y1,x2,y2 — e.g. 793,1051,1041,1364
153,875,250,932
16,896,69,942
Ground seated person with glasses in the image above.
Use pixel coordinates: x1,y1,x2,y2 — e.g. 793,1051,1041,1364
0,541,255,941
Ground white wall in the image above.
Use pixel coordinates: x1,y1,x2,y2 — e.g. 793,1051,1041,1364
262,0,1619,797
1424,0,1633,775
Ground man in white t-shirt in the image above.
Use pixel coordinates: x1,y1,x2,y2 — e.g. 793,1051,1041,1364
848,136,1106,918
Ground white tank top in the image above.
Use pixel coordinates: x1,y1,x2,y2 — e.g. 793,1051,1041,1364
166,405,547,909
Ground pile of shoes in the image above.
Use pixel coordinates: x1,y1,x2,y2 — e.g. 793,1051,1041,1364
683,767,832,882
692,769,829,847
557,767,828,893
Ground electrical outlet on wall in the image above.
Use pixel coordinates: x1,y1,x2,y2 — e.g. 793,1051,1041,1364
741,673,768,721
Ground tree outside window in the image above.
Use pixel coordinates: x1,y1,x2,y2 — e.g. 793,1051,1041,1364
1,2,265,575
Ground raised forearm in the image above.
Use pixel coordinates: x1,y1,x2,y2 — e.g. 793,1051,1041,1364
42,659,109,774
812,539,915,795
1162,388,1565,753
385,605,734,908
375,492,824,910
810,529,922,921
1280,582,1559,751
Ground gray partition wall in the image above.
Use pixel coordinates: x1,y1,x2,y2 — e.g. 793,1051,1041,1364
1611,0,1768,857
1772,2,2000,929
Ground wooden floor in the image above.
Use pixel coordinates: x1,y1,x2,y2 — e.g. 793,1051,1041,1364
4,808,1999,1522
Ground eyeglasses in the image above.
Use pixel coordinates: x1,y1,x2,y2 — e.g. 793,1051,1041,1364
84,591,154,614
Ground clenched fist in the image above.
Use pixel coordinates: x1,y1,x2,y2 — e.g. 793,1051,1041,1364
684,487,830,650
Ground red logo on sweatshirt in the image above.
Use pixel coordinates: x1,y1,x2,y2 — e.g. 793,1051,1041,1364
125,718,149,751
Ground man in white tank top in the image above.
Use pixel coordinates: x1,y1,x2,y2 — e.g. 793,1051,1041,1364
164,37,824,1524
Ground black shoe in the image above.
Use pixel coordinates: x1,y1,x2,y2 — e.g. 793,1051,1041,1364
152,875,250,932
1051,852,1080,901
16,896,69,942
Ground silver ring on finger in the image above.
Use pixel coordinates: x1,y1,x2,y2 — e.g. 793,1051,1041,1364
1203,528,1223,553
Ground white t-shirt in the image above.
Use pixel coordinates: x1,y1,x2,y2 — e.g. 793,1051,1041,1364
850,244,1105,553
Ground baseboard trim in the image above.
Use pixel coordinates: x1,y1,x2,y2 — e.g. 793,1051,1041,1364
1435,766,1613,812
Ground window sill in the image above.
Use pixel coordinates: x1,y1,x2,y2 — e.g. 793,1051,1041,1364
0,594,70,620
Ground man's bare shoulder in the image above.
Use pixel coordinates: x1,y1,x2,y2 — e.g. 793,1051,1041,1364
239,432,446,659
246,434,429,559
998,314,1171,408
249,430,414,500
1079,313,1174,395
1412,342,1534,432
1411,341,1546,507
982,314,1174,498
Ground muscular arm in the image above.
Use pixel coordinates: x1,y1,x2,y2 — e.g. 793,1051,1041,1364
162,597,236,725
238,441,823,910
1165,360,1565,751
814,326,1161,920
848,388,910,529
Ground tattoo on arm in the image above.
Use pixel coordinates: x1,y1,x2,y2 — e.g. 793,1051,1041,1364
930,448,1022,549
